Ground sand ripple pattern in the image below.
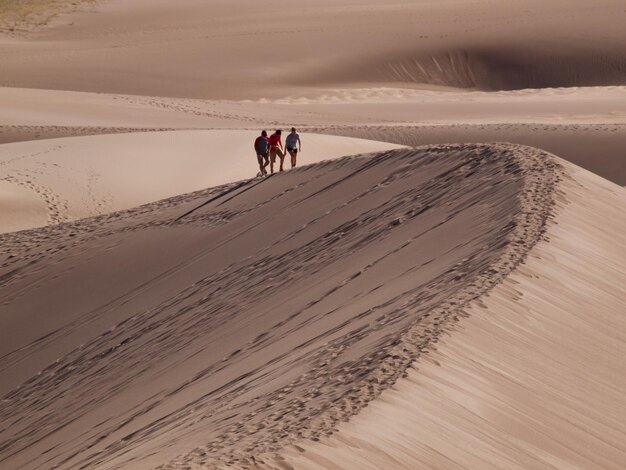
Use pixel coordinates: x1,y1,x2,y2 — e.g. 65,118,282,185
0,144,560,469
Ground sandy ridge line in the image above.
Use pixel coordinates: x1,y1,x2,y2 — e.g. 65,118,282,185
4,122,625,145
308,123,626,134
273,155,626,470
0,143,560,469
0,125,177,145
306,124,626,186
156,143,563,468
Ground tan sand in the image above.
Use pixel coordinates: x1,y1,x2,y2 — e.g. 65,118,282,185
0,179,48,230
0,0,624,468
4,86,624,131
0,0,624,98
0,143,564,469
0,130,404,233
0,125,174,145
277,160,626,470
1,86,624,186
311,123,626,186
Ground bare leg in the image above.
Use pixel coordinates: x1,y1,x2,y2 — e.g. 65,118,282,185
269,150,276,174
278,148,286,172
263,155,269,174
257,154,265,175
289,150,297,168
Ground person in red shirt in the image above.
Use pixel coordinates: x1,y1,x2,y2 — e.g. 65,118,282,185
254,130,270,175
268,129,286,173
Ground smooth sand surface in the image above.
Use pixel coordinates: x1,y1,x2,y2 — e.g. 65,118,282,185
3,86,624,130
2,86,625,186
0,0,624,98
0,180,48,229
277,161,626,470
0,130,404,233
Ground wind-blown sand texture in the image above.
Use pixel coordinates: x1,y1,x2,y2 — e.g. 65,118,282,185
0,0,625,469
2,144,624,469
6,143,619,470
277,161,626,470
1,0,624,97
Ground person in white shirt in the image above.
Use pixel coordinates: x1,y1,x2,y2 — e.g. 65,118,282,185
285,127,302,168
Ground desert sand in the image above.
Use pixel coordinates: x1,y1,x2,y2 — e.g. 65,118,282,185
1,0,624,98
0,130,404,232
1,86,625,185
0,1,625,469
277,160,626,470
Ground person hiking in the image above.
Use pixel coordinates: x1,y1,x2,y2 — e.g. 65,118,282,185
285,127,301,168
268,129,285,173
254,130,270,175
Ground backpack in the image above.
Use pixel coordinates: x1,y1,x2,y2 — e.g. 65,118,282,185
256,137,269,154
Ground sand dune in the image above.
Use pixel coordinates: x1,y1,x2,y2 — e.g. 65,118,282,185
277,160,626,470
341,46,626,91
1,143,571,469
0,125,174,146
1,1,625,469
0,130,404,233
4,86,624,132
312,123,626,186
0,87,225,130
2,86,624,187
0,0,624,98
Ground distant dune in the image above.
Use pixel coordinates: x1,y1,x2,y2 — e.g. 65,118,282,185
0,0,97,33
334,47,626,91
0,0,624,98
1,86,624,188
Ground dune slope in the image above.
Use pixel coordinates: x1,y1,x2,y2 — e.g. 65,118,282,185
311,123,626,186
0,0,624,98
0,144,557,469
276,159,626,470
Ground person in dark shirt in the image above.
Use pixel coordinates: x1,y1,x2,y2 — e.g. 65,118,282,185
254,130,270,175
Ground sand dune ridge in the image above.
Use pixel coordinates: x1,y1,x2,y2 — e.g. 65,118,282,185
162,144,562,468
274,159,626,470
339,48,626,91
0,144,560,469
0,1,623,468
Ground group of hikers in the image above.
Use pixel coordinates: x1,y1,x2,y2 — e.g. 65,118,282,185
254,128,301,176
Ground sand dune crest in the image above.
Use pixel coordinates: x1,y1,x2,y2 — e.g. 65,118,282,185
276,161,626,470
0,144,559,469
0,1,624,468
